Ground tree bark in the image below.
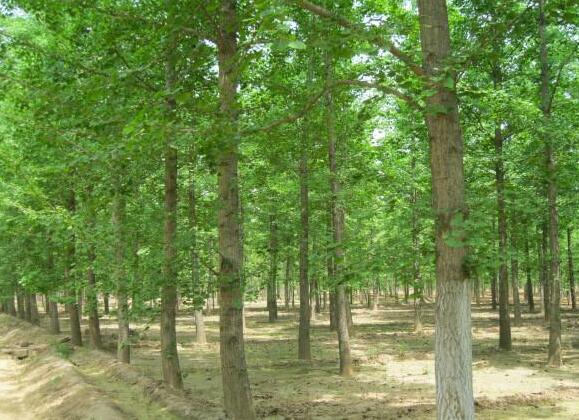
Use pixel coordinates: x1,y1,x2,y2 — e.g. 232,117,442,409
525,236,535,313
86,199,102,349
492,59,512,350
65,191,83,347
298,65,312,361
216,1,255,417
539,0,562,367
568,228,576,310
510,224,522,326
160,15,183,388
267,215,279,322
103,292,110,315
325,52,353,377
541,225,550,320
188,152,207,345
113,187,130,363
417,1,474,417
16,291,25,319
29,294,39,325
47,240,60,333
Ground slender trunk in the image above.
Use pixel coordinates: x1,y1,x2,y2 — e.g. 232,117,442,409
417,1,474,417
510,224,522,326
188,152,207,345
103,293,110,315
568,228,576,310
29,294,39,325
24,293,32,322
491,270,498,310
492,61,512,350
16,292,25,319
160,21,183,387
216,2,255,417
298,68,312,361
47,241,60,333
65,191,82,347
539,0,562,366
525,236,535,312
267,215,279,322
284,254,291,310
325,52,353,377
541,225,550,320
113,187,130,363
86,199,102,349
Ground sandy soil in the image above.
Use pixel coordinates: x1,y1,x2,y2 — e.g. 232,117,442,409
89,297,578,419
0,315,183,420
5,297,579,419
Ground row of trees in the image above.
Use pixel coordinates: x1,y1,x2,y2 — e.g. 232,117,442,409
0,1,576,419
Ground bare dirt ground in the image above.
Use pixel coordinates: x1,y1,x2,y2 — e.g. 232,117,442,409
4,297,579,419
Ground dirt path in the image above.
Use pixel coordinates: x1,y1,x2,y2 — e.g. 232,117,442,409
0,355,33,420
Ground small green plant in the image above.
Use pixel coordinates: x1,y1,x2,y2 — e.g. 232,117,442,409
54,341,74,359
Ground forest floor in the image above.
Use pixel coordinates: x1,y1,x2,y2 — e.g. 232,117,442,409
1,298,578,419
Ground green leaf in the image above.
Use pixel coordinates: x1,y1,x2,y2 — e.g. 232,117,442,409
287,40,306,50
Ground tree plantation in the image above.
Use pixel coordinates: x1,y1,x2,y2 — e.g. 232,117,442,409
0,1,577,419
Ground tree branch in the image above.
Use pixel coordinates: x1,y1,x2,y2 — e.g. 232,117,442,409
288,0,425,78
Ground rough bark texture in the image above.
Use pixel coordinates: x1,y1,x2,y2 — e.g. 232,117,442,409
568,228,576,310
267,215,279,322
188,153,207,345
539,0,562,367
541,225,550,320
326,52,353,377
216,1,255,417
47,240,60,333
492,61,512,350
29,294,39,325
525,237,535,312
417,1,474,418
161,141,183,388
86,201,102,349
113,189,130,364
65,191,82,347
103,292,110,315
160,23,183,387
298,65,312,361
510,225,522,326
16,292,25,319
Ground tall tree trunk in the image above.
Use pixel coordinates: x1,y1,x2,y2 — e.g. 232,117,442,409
103,293,110,315
188,152,207,345
410,153,423,332
16,291,25,319
160,16,183,388
65,191,83,347
568,228,576,310
525,236,535,313
298,134,312,361
539,0,562,367
492,60,512,350
491,270,498,310
298,67,312,361
86,198,102,349
541,224,550,320
7,294,16,317
47,242,60,333
325,52,353,377
216,1,255,417
510,223,522,326
417,1,474,417
29,294,39,325
267,215,279,322
113,187,130,363
24,293,32,322
284,254,291,310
